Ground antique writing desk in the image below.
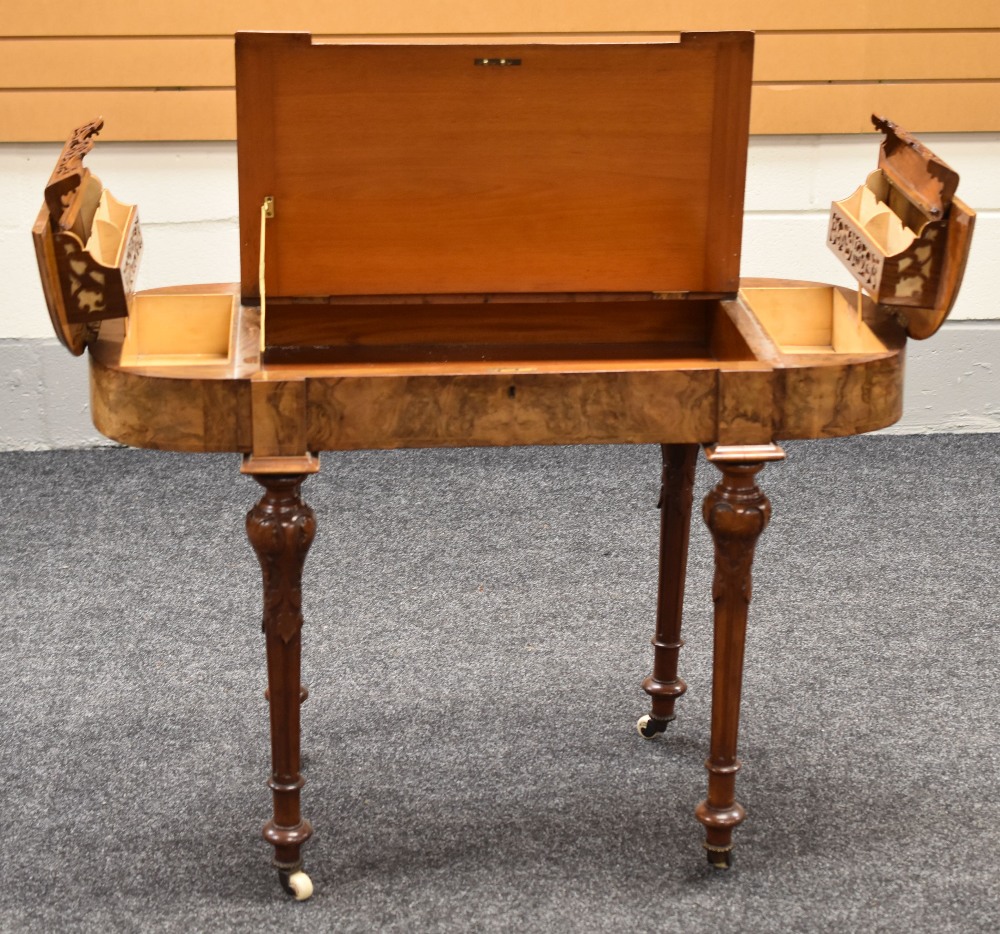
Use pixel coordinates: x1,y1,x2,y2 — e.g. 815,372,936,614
33,32,974,900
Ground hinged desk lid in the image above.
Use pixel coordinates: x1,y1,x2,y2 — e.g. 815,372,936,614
236,31,753,300
33,119,143,355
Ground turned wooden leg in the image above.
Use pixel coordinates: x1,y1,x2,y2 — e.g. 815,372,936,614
246,473,316,900
638,443,698,739
695,446,781,868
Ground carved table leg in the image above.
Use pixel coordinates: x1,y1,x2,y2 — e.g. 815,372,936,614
638,443,698,739
246,473,316,900
696,447,781,868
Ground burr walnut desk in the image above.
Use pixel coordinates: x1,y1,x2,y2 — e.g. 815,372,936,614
33,32,974,900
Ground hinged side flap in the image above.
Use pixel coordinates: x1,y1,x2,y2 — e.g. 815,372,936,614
35,120,142,337
33,205,86,355
874,115,958,220
827,117,974,340
44,117,104,233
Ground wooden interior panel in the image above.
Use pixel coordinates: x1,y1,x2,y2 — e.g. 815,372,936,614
32,205,86,356
739,285,888,355
264,300,712,348
236,33,752,298
120,293,236,366
261,298,730,365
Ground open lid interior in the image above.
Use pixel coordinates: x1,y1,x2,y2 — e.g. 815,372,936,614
235,31,754,300
827,116,975,340
874,116,958,221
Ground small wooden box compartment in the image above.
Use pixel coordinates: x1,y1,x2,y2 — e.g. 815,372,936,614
828,169,945,308
44,121,142,323
55,178,141,325
35,120,239,371
236,32,756,365
82,187,137,270
740,284,887,356
827,117,974,339
33,119,144,355
119,293,237,367
259,296,756,369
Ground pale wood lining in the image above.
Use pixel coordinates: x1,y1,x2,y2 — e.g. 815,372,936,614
83,189,135,268
837,174,919,258
120,292,236,366
113,292,765,374
739,285,888,355
260,298,752,367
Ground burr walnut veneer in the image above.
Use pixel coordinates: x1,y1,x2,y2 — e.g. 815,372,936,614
33,32,973,899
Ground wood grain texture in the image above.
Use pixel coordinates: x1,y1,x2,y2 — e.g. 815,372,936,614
697,456,776,865
80,280,912,452
263,300,712,349
717,368,774,445
89,352,253,452
251,378,308,458
236,34,751,297
262,299,714,363
701,32,753,293
773,356,904,440
913,197,977,339
304,369,720,450
32,205,86,356
245,474,315,872
640,443,698,733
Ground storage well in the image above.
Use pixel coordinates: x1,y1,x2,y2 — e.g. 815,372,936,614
260,299,755,367
120,293,236,366
835,172,919,258
739,285,888,355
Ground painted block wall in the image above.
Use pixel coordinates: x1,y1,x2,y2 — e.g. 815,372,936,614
1,133,998,448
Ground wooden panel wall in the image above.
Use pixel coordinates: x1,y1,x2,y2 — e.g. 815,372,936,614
3,1,999,141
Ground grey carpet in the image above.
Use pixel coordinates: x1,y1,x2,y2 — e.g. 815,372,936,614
0,435,997,933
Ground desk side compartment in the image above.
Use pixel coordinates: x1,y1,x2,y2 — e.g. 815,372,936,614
827,116,975,339
235,31,755,360
33,119,143,354
35,119,244,370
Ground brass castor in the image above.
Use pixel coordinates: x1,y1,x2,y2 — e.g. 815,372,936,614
705,847,733,870
636,714,670,739
279,868,314,901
